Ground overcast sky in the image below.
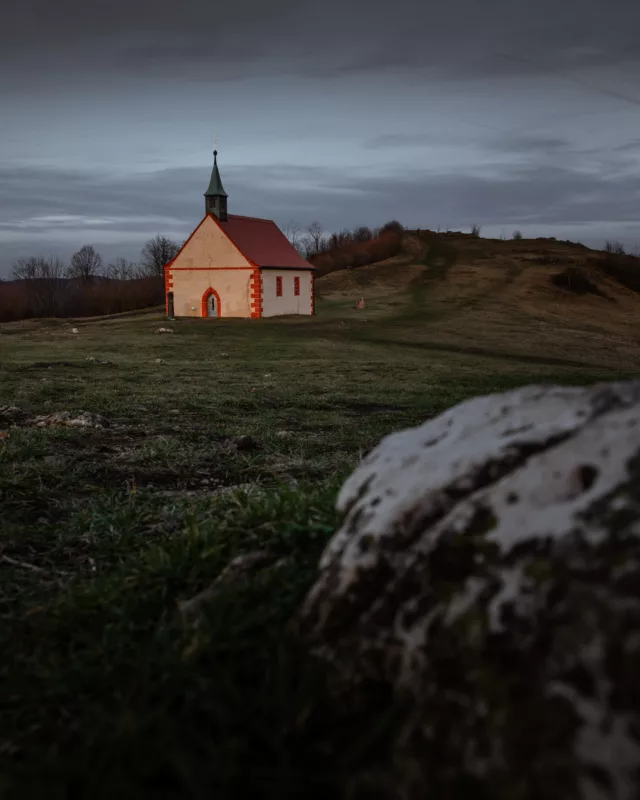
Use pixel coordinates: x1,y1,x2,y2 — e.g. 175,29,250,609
2,0,640,276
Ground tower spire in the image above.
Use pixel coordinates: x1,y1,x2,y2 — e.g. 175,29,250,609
204,140,228,221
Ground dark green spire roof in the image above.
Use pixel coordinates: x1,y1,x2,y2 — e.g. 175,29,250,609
204,150,228,198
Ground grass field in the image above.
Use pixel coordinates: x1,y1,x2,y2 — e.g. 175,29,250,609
1,272,639,798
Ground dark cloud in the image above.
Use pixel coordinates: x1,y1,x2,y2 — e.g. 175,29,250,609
3,0,640,83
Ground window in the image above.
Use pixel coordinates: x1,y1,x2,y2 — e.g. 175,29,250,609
276,276,283,297
294,276,300,296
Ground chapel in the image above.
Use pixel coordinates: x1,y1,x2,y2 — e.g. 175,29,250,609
164,148,315,319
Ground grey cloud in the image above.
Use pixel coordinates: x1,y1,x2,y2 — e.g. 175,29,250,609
481,135,572,156
362,133,573,154
3,153,640,276
614,139,640,153
363,134,442,150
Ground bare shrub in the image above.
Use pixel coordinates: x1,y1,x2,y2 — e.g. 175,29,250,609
379,220,405,237
551,266,605,296
310,253,336,277
106,258,141,280
604,240,626,256
599,252,640,293
353,226,373,243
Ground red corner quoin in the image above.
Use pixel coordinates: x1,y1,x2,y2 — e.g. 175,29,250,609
250,268,263,318
164,269,174,315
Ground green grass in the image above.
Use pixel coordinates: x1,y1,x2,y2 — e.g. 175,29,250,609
0,294,636,798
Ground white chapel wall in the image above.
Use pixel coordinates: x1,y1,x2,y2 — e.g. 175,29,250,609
261,269,313,317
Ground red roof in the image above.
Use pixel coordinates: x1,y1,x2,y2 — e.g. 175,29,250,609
216,214,314,269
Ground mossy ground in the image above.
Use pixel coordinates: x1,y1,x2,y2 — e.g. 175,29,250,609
0,290,636,798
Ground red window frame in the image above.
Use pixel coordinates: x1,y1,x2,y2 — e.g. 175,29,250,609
276,276,283,297
294,276,300,296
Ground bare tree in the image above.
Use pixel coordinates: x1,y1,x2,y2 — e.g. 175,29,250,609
12,255,66,281
353,226,373,243
283,221,305,255
67,245,103,281
297,235,313,259
106,257,140,280
329,229,354,250
306,221,325,255
140,235,180,276
12,256,47,280
604,240,626,255
11,255,67,316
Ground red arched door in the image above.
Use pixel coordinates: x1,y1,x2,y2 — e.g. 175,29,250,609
201,288,221,318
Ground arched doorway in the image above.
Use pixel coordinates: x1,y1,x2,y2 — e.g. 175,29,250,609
201,288,222,318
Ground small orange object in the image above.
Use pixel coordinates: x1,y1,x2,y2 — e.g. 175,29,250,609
0,431,8,440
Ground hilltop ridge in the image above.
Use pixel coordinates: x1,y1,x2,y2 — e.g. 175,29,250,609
315,229,640,372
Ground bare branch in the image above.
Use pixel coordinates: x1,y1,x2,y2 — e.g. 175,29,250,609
139,235,180,277
66,245,103,281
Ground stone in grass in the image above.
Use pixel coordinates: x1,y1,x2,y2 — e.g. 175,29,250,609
0,408,110,428
31,411,109,428
86,356,113,365
295,380,640,800
231,434,259,452
0,406,28,424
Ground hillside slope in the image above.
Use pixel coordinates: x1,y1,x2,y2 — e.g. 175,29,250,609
315,231,640,372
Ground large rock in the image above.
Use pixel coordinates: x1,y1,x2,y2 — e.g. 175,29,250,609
296,381,640,800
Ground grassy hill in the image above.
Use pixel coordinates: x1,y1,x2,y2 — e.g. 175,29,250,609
0,234,639,798
315,230,640,372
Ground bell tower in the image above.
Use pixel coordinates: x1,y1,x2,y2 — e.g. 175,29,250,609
204,147,228,222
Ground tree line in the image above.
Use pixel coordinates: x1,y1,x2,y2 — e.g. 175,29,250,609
0,235,180,323
285,219,405,275
10,235,180,283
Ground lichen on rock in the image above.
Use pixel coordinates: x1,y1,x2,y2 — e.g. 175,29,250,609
295,380,640,799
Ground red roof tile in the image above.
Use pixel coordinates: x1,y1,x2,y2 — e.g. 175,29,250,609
215,214,314,269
